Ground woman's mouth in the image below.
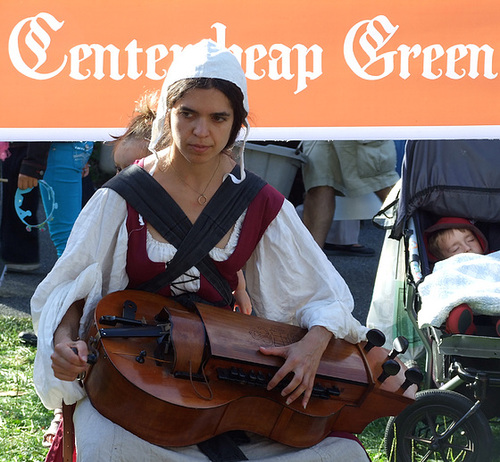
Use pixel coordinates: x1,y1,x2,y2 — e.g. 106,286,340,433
190,144,210,153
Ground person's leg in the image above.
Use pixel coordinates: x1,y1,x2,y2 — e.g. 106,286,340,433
375,185,395,202
327,220,360,246
301,141,339,248
302,185,336,248
324,220,375,256
41,143,93,257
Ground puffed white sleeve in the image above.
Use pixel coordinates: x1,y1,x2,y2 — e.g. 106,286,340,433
31,188,130,409
244,199,368,344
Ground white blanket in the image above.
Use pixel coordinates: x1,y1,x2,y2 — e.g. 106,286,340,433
418,251,500,328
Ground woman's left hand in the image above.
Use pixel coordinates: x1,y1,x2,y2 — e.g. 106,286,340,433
259,325,333,409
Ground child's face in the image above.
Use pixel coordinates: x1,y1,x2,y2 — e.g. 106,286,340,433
113,138,149,172
438,229,484,259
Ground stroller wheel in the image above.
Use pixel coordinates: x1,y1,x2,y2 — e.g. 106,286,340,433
384,389,492,462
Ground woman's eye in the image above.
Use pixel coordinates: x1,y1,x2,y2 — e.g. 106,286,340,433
176,109,193,119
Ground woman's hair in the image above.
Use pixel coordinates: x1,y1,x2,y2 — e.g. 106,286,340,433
159,77,247,151
113,90,159,145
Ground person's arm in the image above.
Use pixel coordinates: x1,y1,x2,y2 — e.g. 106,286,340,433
260,325,332,409
51,299,90,381
233,269,252,315
244,200,367,408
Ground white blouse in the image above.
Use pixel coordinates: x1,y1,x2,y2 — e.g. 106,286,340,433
31,186,367,410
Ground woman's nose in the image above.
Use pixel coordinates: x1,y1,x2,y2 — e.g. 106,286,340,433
193,118,209,137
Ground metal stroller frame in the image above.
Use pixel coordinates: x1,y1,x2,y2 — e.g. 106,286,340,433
375,140,500,462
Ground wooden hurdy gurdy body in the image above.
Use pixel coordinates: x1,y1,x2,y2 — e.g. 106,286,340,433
83,290,418,448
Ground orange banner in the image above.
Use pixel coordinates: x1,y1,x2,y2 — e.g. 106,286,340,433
2,0,500,141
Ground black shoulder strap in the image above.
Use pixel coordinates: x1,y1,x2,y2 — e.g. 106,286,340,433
105,165,189,245
103,164,265,304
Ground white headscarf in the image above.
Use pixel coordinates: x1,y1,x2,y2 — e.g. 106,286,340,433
149,39,249,183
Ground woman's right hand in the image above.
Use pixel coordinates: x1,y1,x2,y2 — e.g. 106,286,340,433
51,299,87,381
51,339,90,381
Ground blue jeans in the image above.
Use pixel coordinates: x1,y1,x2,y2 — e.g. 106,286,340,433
41,142,93,257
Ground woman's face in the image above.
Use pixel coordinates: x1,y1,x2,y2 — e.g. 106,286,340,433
169,87,234,164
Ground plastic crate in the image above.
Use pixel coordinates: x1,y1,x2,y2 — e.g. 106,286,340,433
243,143,306,197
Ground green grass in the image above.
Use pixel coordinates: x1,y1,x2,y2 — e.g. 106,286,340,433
0,316,52,461
359,418,391,461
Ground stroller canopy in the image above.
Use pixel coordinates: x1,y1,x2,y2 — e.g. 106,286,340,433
392,140,500,240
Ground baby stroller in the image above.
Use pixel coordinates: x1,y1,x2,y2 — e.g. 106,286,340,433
370,140,500,462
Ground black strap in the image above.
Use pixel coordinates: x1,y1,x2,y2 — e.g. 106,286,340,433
103,164,265,304
197,431,249,462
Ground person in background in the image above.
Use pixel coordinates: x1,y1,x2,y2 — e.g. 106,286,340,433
301,140,399,252
295,203,375,257
2,141,94,447
1,142,51,273
2,142,94,263
41,142,95,257
112,90,159,172
324,220,375,257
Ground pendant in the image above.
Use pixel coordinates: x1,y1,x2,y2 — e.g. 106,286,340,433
197,194,207,205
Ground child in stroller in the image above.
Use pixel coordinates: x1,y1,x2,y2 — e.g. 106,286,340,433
370,139,500,461
423,216,500,337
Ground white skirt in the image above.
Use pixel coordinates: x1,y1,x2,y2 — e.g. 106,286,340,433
74,398,370,461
